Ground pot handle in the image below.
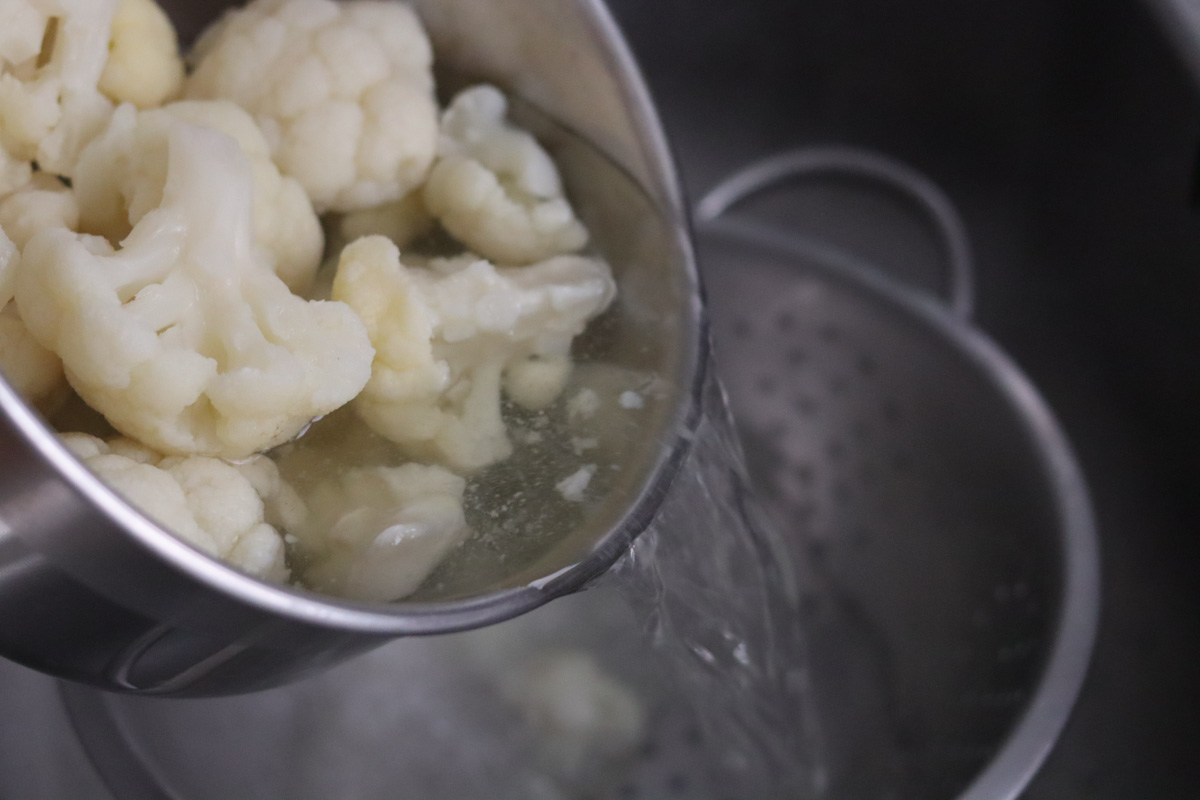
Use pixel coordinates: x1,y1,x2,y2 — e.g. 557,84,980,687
695,145,976,320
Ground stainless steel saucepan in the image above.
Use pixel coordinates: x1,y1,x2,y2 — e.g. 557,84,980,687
0,0,705,696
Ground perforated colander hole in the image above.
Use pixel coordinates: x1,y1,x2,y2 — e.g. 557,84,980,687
826,440,848,462
794,395,819,416
881,399,903,426
791,462,817,486
637,738,658,760
799,591,824,617
765,421,788,441
851,527,873,548
992,582,1040,617
997,644,1030,663
792,502,818,523
806,539,828,562
787,347,809,366
935,742,999,767
962,689,1028,710
997,639,1040,665
666,774,690,795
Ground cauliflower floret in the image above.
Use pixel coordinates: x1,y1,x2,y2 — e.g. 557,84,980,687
294,463,468,601
0,227,16,306
232,454,308,533
332,236,616,473
74,101,323,294
185,0,438,213
0,309,64,405
0,1,118,192
15,107,374,459
97,0,185,110
60,432,290,582
0,186,72,407
423,85,589,265
501,651,647,782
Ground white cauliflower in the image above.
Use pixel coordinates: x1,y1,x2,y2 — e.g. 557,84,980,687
0,170,79,249
97,0,185,111
332,236,616,473
294,463,469,601
185,0,439,213
0,178,74,407
501,651,647,782
15,108,375,459
232,453,309,535
60,432,290,582
0,309,63,406
0,0,118,193
423,85,589,265
74,101,324,294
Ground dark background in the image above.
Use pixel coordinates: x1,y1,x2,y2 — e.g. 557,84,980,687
605,0,1200,796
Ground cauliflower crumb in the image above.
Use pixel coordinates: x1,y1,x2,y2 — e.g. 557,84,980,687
570,436,598,455
185,0,439,213
618,390,644,410
503,356,574,412
424,84,589,265
567,388,601,421
556,464,596,503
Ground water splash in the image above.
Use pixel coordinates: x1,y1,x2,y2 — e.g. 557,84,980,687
608,372,827,798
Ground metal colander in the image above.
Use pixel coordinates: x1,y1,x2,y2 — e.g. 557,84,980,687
55,148,1099,800
695,147,1100,799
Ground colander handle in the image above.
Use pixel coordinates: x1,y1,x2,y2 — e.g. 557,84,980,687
694,145,976,320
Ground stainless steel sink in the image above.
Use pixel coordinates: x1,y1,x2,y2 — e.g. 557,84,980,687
604,0,1200,796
